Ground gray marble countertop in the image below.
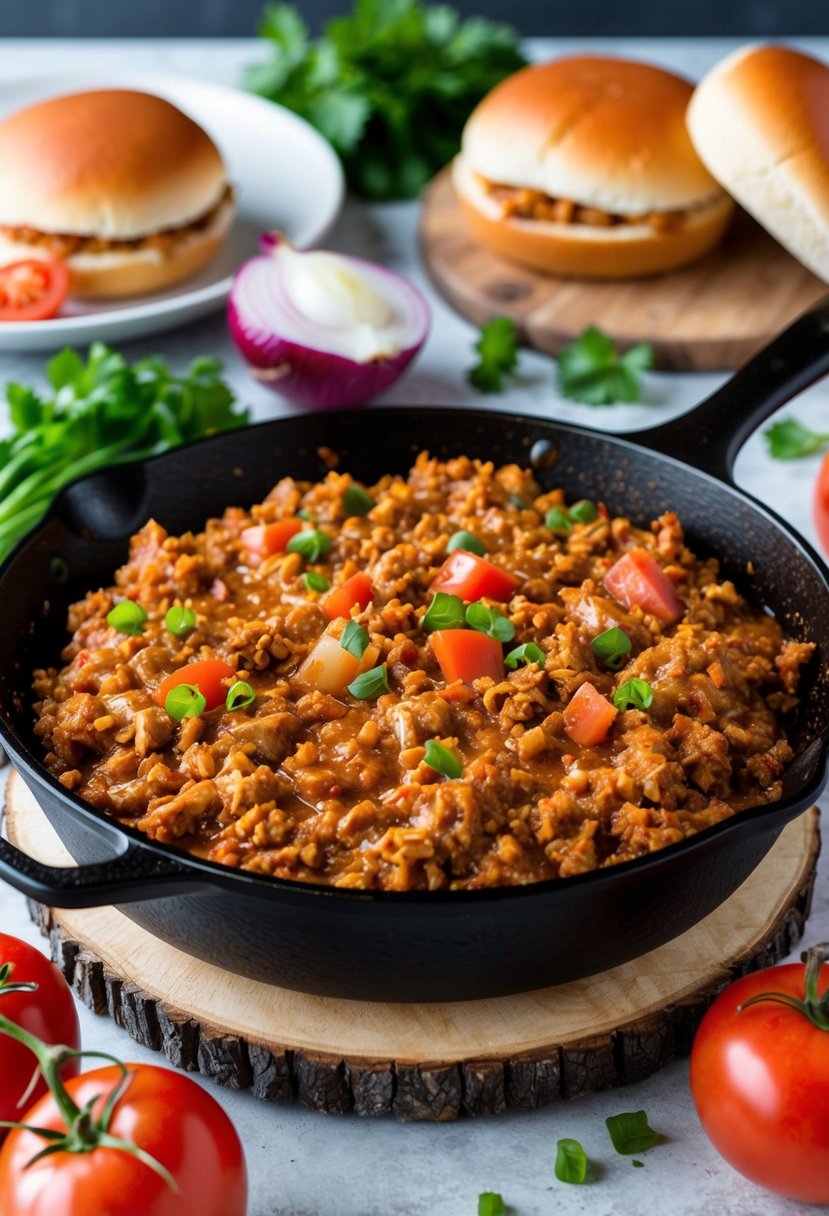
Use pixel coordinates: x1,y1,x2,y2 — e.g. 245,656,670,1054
1,36,828,1216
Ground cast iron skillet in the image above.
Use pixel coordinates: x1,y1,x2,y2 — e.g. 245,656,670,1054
1,300,829,1002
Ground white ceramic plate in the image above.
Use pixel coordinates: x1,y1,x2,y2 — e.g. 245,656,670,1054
0,71,345,351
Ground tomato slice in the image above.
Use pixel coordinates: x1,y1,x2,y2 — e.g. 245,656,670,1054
154,658,236,712
813,452,829,559
323,572,374,620
241,518,303,561
431,629,505,684
430,550,519,602
603,549,683,624
0,259,70,322
563,681,618,746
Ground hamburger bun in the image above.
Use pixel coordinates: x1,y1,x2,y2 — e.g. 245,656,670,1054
687,44,829,284
454,56,734,279
0,89,234,298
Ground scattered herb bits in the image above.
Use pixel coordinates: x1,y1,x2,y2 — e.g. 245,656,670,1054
164,684,206,721
343,483,374,516
303,570,329,593
508,493,527,509
505,641,545,670
605,1110,661,1155
591,626,632,670
347,664,391,700
613,678,654,712
165,605,197,637
106,600,147,636
545,506,572,535
468,316,520,393
447,530,486,556
423,738,463,779
569,499,599,524
765,418,829,460
465,602,515,642
225,680,256,711
478,1193,506,1216
554,1138,588,1184
340,620,370,659
286,529,332,562
423,592,466,632
557,325,653,406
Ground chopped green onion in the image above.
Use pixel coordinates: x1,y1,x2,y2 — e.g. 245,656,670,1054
569,499,599,524
545,506,572,535
591,626,632,670
465,602,515,642
297,507,312,521
447,530,486,556
286,529,332,562
613,678,654,712
555,1138,588,1184
106,599,147,636
341,620,370,659
343,483,374,516
303,570,329,593
605,1110,661,1155
423,738,463,779
478,1194,505,1216
164,684,206,721
505,642,545,670
632,1160,645,1168
423,591,465,632
508,493,528,509
347,663,390,700
225,680,256,711
165,605,197,637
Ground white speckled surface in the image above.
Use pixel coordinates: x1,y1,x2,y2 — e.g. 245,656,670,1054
1,37,828,1216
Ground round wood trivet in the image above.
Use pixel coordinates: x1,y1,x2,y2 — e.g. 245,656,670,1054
5,770,820,1122
419,167,827,371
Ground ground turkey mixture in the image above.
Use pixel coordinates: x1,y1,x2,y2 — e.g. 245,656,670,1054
33,454,813,892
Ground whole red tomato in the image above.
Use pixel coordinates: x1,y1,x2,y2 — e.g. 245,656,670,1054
812,451,829,559
690,944,829,1203
0,932,80,1134
0,1063,247,1215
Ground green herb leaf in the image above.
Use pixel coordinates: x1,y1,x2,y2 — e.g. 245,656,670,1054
303,570,329,593
569,499,599,524
297,506,312,521
164,684,207,721
343,483,374,516
347,663,391,700
106,600,147,636
465,601,515,642
468,316,520,393
165,605,197,637
286,528,332,562
505,642,545,670
341,619,370,659
557,326,653,406
591,626,632,670
632,1160,645,1168
478,1194,506,1216
508,493,527,509
225,680,256,711
423,592,465,632
554,1138,587,1184
606,1110,661,1155
764,418,829,460
545,506,572,535
613,678,654,712
423,738,463,779
447,530,486,556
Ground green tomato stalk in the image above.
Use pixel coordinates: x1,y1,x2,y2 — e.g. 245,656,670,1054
738,942,829,1030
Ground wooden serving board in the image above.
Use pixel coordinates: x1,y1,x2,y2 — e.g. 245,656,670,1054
5,770,820,1122
419,168,827,371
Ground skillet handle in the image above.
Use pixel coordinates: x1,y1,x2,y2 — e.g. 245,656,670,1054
626,293,829,484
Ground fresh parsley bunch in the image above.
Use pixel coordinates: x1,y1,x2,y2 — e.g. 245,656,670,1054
244,0,527,200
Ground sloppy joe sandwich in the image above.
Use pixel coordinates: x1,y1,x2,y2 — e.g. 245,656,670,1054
0,89,234,298
452,56,734,278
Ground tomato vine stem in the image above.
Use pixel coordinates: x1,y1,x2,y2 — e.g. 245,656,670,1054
738,942,829,1030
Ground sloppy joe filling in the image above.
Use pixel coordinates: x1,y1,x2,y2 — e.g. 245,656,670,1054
32,454,811,892
482,176,687,233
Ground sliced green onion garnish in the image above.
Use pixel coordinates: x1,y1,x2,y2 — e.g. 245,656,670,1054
613,678,653,712
303,570,329,593
423,738,463,779
347,663,390,700
106,599,147,636
297,507,312,521
554,1138,587,1184
164,684,206,721
165,605,197,637
508,494,527,509
341,620,370,659
478,1194,506,1216
225,680,256,711
286,529,332,562
423,591,465,632
447,530,486,556
569,499,599,524
545,506,572,535
465,601,515,642
605,1110,661,1155
505,641,545,670
343,483,374,516
591,626,631,670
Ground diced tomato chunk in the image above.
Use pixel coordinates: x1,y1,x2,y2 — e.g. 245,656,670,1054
241,519,303,561
563,681,618,746
603,548,683,624
323,572,374,620
813,452,829,559
431,629,505,685
430,550,519,602
154,658,236,712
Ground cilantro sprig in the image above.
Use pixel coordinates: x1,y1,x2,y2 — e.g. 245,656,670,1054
764,418,829,460
557,326,653,406
467,316,520,393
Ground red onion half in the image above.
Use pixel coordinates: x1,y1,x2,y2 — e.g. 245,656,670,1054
228,233,431,408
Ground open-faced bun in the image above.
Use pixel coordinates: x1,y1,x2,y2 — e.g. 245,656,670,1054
687,44,829,283
454,56,734,279
0,89,234,298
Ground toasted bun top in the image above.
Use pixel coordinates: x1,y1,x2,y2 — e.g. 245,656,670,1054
0,90,228,238
461,56,725,214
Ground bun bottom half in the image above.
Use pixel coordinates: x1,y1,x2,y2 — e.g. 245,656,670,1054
453,157,734,279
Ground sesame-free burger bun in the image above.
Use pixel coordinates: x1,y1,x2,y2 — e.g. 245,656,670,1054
0,89,234,298
687,44,829,283
454,56,734,279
